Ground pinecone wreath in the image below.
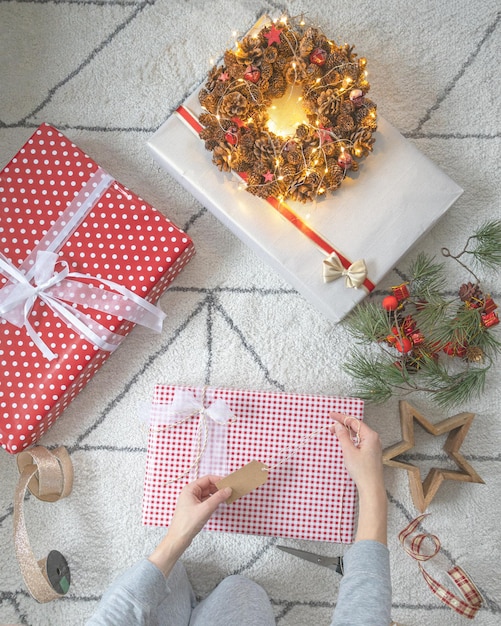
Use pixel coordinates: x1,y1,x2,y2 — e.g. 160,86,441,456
198,16,377,203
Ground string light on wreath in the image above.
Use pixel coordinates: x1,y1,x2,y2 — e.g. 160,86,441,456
198,15,377,203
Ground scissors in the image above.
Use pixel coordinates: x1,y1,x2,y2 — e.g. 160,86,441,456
276,545,344,575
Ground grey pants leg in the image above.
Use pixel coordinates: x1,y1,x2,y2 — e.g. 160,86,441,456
189,574,275,626
156,561,197,625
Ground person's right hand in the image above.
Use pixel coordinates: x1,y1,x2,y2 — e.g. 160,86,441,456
148,476,232,577
330,413,387,544
168,475,232,551
329,413,384,497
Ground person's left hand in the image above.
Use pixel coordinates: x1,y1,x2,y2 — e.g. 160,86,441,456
168,475,232,550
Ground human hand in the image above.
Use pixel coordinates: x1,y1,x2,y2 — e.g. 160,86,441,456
168,475,232,551
329,413,384,497
149,476,232,577
330,413,387,544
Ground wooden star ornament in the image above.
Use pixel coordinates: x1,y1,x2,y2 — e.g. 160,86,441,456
383,401,484,512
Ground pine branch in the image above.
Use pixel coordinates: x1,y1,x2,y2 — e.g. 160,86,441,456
343,302,389,343
413,293,454,337
474,328,501,358
408,253,447,297
430,368,489,408
426,305,481,349
343,223,500,408
343,350,394,403
466,219,501,270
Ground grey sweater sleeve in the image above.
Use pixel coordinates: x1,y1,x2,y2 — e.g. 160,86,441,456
85,558,170,626
331,540,392,626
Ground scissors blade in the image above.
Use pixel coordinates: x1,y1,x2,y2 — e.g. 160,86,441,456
276,545,344,575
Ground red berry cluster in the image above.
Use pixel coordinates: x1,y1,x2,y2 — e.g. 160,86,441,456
382,284,422,356
381,282,499,367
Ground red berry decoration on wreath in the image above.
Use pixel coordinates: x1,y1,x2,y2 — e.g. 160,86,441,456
309,47,328,66
337,151,354,170
244,65,261,83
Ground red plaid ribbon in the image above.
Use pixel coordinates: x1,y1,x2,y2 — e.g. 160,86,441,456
399,514,483,619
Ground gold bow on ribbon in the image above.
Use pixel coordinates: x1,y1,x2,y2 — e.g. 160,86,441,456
322,252,367,289
13,446,73,603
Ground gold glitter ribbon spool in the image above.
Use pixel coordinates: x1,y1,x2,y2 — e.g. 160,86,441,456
13,446,73,603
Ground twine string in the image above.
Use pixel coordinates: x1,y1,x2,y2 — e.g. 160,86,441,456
263,414,361,472
263,422,333,471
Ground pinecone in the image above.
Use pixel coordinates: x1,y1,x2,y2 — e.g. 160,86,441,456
341,100,355,115
344,63,360,82
199,90,218,114
260,61,273,83
253,133,278,163
288,172,321,203
285,58,308,84
205,65,224,91
284,145,303,165
199,113,214,128
200,125,224,143
246,184,261,197
305,64,322,82
240,132,257,150
220,92,249,119
322,142,337,157
235,36,264,66
299,28,327,58
459,282,482,302
246,171,262,186
203,139,219,151
295,123,313,141
317,89,340,118
212,143,233,172
253,177,283,199
280,163,297,182
351,128,375,157
323,163,344,190
336,113,355,133
263,46,278,63
299,34,315,58
266,73,287,98
466,346,484,363
325,51,349,72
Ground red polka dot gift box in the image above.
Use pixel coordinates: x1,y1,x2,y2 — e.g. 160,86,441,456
0,124,195,454
142,385,363,543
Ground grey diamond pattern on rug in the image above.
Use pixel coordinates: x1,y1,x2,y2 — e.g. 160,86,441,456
1,1,500,625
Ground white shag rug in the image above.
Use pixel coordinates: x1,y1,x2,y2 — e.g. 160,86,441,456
1,1,500,625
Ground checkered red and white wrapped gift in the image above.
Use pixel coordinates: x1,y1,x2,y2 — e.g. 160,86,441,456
0,124,195,454
142,385,363,543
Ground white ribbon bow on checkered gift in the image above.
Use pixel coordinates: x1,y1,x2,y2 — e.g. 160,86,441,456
151,389,237,483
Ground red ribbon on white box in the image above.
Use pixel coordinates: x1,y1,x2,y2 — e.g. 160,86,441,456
0,167,166,360
399,514,483,619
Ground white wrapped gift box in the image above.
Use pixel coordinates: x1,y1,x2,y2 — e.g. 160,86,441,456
148,25,462,322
